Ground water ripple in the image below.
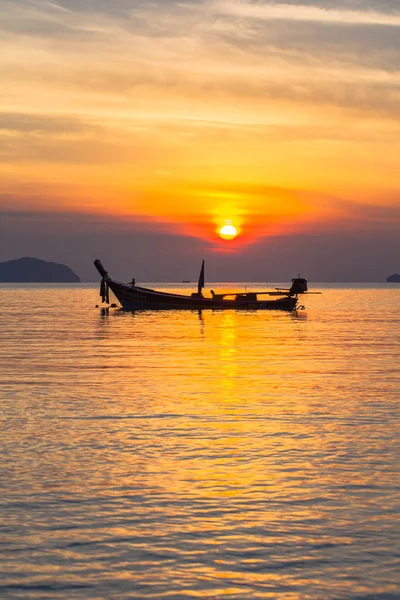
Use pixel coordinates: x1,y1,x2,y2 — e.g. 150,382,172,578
0,285,399,599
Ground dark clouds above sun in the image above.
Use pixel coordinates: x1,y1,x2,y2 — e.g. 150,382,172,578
0,0,399,278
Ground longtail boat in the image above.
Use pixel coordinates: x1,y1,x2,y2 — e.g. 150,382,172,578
94,259,312,311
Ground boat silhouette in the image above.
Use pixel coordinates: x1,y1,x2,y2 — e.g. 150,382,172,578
94,259,313,311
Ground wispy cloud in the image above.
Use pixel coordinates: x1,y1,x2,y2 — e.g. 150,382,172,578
23,0,71,12
213,1,400,27
0,112,100,134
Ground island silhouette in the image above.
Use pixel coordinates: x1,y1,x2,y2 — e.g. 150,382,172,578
386,274,400,282
0,257,80,282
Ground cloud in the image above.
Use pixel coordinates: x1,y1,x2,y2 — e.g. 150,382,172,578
334,198,400,229
213,1,400,27
247,1,400,15
2,0,399,127
0,112,117,164
0,0,399,257
0,112,101,134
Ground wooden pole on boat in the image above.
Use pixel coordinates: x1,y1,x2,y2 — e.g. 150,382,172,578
197,260,205,296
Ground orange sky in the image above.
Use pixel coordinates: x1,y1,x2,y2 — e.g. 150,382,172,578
0,0,399,253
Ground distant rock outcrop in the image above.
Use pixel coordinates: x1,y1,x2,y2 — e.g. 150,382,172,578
0,257,80,282
386,274,400,282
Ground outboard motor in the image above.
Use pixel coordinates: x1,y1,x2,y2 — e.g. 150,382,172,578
289,277,308,295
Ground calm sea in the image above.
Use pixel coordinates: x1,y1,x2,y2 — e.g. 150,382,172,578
1,283,399,600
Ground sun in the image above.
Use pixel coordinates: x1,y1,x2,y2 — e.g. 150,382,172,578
219,225,237,240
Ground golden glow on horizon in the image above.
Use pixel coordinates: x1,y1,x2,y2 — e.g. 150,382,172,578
219,225,237,240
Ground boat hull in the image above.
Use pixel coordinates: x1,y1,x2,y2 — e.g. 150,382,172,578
107,280,298,311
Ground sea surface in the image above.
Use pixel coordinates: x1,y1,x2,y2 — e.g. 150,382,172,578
0,283,399,600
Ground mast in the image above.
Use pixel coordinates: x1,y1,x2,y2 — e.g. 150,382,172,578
197,260,205,296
